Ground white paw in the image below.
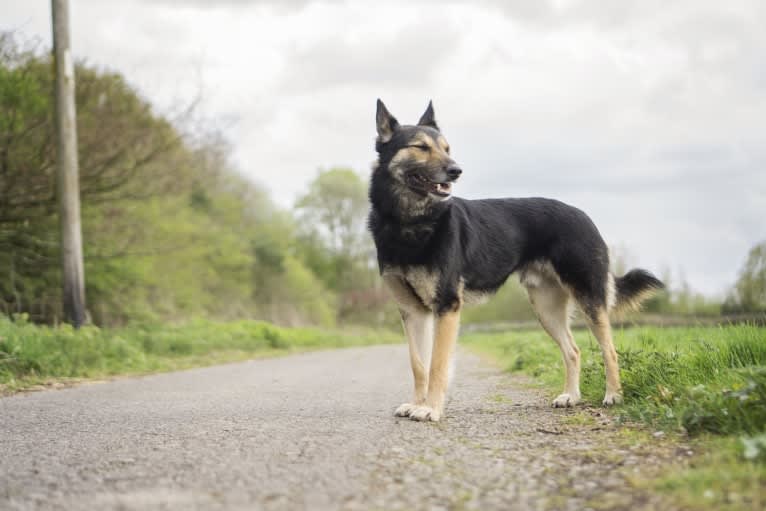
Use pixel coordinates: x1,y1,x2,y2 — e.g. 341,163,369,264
408,405,441,422
394,403,418,417
551,393,581,408
602,392,623,406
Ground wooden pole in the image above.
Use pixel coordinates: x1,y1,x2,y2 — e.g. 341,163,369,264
52,0,86,327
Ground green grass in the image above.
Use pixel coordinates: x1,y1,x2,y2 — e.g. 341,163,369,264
462,324,766,436
462,324,766,509
0,316,400,392
644,436,766,511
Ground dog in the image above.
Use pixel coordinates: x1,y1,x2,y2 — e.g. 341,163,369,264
368,99,664,422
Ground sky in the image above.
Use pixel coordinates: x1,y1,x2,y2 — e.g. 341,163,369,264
2,0,765,296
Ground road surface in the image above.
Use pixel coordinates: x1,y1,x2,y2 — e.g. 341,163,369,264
0,344,679,510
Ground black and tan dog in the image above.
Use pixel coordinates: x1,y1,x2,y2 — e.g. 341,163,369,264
368,99,663,422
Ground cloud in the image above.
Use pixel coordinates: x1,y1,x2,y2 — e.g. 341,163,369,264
478,0,764,32
135,0,337,10
277,17,462,92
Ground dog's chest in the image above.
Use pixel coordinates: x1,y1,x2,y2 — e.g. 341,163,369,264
384,265,440,307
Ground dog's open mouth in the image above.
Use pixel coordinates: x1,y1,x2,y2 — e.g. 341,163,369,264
406,173,453,197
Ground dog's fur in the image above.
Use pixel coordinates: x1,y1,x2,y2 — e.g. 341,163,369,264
368,100,664,422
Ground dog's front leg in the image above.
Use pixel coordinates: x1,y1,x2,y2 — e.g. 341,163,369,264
409,308,460,422
382,274,436,418
394,308,434,417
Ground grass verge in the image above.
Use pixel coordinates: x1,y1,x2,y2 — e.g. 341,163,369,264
0,316,400,393
461,324,766,510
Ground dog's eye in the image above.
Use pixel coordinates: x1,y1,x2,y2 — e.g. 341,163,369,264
409,144,430,151
444,145,450,154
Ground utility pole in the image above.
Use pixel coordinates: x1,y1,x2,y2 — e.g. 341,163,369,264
52,0,86,327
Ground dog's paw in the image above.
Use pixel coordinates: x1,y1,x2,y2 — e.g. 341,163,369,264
408,405,441,422
602,392,623,406
394,403,418,417
551,393,581,408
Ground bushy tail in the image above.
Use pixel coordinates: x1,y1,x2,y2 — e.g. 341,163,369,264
612,269,664,313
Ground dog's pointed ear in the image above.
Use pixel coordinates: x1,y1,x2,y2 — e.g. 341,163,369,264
417,100,439,130
376,99,399,144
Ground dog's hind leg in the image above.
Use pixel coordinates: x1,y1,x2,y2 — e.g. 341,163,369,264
525,279,581,408
395,308,434,417
409,308,461,422
585,307,622,406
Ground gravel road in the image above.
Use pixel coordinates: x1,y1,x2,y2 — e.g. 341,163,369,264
0,344,681,510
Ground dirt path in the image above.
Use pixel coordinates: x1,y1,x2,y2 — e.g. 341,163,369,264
0,344,682,510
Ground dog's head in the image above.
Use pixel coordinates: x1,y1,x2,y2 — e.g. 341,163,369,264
373,99,462,204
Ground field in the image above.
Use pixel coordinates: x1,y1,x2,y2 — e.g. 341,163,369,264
0,316,400,393
462,323,766,509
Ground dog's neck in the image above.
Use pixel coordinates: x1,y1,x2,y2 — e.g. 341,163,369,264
377,197,450,225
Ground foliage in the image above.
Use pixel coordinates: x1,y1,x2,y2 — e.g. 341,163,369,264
642,271,722,316
724,241,766,313
0,31,181,227
0,32,332,327
0,315,400,391
461,278,536,324
293,167,399,325
0,32,182,320
295,167,370,260
255,255,337,327
294,168,374,289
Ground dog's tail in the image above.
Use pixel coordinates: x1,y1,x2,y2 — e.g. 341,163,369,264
610,269,664,314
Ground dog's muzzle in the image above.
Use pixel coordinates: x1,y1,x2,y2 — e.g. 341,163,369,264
446,165,462,180
406,173,454,197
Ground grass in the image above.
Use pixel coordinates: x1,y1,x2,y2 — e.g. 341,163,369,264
645,436,766,510
461,323,766,510
462,325,766,436
0,315,400,392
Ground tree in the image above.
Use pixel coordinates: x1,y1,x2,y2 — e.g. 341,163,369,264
0,33,228,323
294,168,372,289
0,32,182,229
0,32,186,320
294,168,369,256
0,33,380,327
725,241,766,312
292,168,396,323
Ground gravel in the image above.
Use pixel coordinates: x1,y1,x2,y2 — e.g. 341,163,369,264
0,344,679,510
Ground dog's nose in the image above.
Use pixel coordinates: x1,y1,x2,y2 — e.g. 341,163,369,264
446,165,462,180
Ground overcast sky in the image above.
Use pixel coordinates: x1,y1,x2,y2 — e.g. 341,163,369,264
3,0,765,296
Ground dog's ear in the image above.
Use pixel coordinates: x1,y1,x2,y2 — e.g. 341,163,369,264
417,100,439,130
376,99,400,144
